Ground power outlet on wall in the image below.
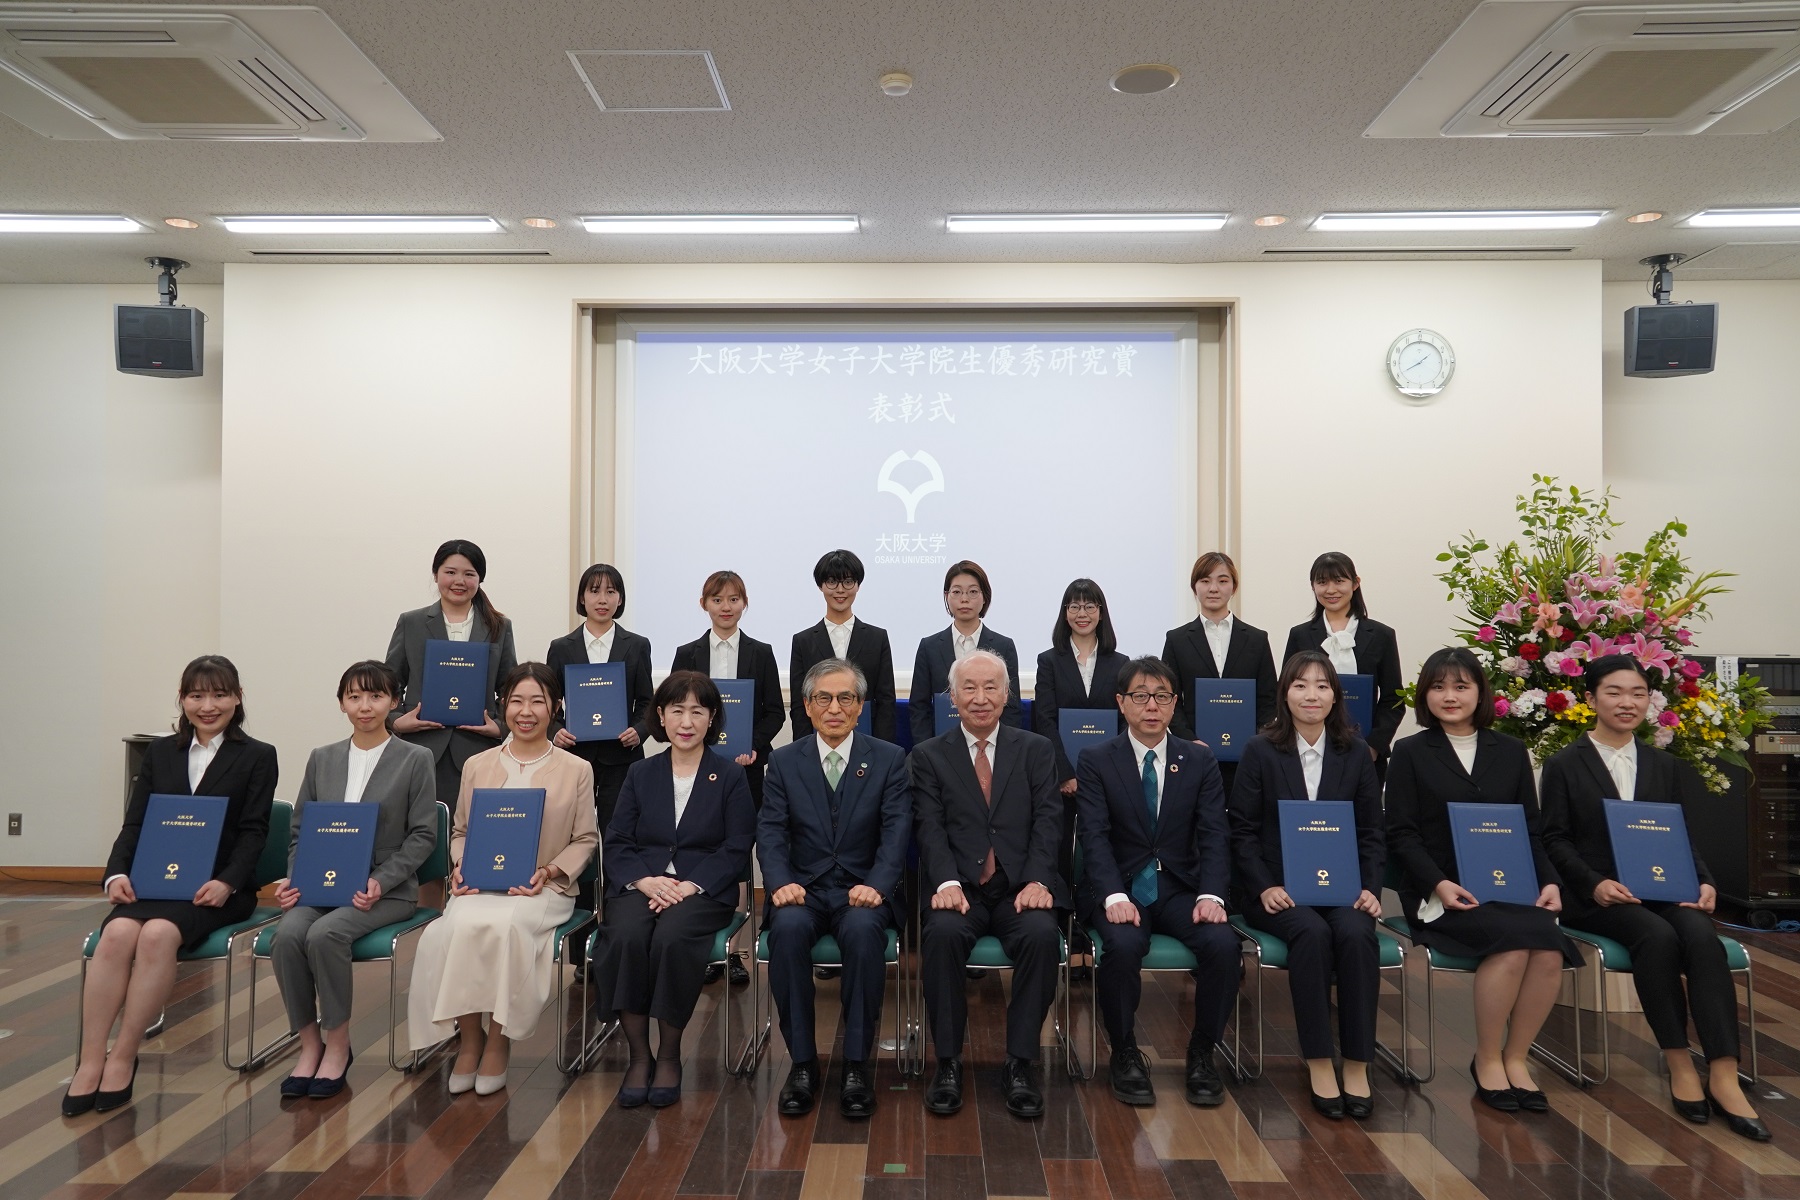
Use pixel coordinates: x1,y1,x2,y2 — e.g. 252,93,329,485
6,813,18,835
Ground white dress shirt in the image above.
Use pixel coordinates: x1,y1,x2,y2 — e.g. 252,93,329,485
1074,644,1097,693
952,623,983,661
584,623,616,664
817,731,854,773
1202,613,1234,672
445,610,475,642
666,769,698,879
1103,732,1224,910
1589,733,1638,800
709,629,741,679
1297,730,1326,801
344,737,390,804
189,732,224,792
1321,616,1360,676
938,724,1003,893
825,615,856,660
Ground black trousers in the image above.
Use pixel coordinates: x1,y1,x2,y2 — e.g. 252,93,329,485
766,893,894,1062
1238,902,1379,1062
1086,882,1241,1052
1565,899,1739,1060
921,889,1061,1061
589,890,735,1027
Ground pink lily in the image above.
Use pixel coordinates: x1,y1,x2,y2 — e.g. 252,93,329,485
1494,599,1525,626
1532,601,1562,632
1626,632,1676,677
1566,595,1608,628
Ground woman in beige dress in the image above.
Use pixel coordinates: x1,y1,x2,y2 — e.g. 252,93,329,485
408,662,597,1095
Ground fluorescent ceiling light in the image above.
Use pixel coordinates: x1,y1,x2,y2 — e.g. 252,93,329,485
1312,210,1606,232
946,213,1227,233
0,214,140,233
1687,208,1800,228
220,216,501,234
583,214,859,234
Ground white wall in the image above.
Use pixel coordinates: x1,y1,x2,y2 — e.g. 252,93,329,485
1603,279,1800,658
0,284,223,866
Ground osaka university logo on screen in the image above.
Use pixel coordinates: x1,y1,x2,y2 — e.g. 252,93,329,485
873,450,947,565
875,450,945,523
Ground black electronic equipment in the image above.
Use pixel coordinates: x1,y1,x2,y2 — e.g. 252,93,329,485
1623,253,1716,378
116,257,205,378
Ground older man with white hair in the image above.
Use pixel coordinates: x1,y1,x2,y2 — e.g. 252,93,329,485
910,649,1069,1119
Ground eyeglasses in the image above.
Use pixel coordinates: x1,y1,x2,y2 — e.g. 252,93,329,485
1065,603,1100,615
820,579,859,593
1123,690,1176,707
947,588,984,600
807,691,862,710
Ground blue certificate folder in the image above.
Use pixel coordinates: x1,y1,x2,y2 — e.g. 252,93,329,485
1604,798,1701,902
464,789,546,891
1447,803,1538,903
421,638,490,727
1278,799,1361,906
856,706,872,735
933,692,960,736
714,679,754,757
1058,708,1117,771
564,662,628,742
290,803,378,907
1192,679,1255,762
1340,674,1374,740
129,794,227,900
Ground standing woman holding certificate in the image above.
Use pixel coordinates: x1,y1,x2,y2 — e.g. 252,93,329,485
909,560,1023,746
408,663,597,1096
1033,578,1128,848
589,671,756,1108
1385,648,1580,1114
1281,552,1403,773
1541,654,1766,1140
1161,552,1278,793
547,562,654,838
670,570,785,808
68,655,276,1116
1226,650,1384,1119
386,539,517,807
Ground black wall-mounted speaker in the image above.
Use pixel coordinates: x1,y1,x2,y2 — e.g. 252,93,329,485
116,304,206,378
1624,302,1716,378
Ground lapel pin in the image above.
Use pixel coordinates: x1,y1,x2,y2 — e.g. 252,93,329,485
1168,763,1180,773
707,773,718,782
855,768,867,778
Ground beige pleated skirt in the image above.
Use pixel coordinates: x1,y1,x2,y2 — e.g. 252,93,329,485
407,889,575,1047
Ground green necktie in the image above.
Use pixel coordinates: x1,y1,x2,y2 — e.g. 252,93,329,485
825,749,844,790
1133,749,1159,906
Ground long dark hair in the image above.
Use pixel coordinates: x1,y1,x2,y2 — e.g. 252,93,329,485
433,539,506,645
174,654,248,741
1308,551,1368,622
577,562,627,621
1261,649,1355,753
1051,577,1117,656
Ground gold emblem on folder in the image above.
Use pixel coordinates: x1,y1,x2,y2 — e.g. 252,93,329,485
1219,732,1232,746
165,862,180,880
1316,868,1330,885
493,854,505,871
1652,865,1666,881
1493,869,1505,884
324,870,338,886
449,696,462,711
591,713,604,726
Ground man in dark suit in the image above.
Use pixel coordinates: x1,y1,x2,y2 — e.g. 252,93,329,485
789,549,898,743
912,649,1068,1119
1077,655,1239,1108
759,658,911,1119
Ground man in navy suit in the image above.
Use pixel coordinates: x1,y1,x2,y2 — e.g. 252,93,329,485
759,659,911,1119
1077,656,1239,1108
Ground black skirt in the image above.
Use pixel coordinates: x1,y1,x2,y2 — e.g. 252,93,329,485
104,889,258,953
1402,897,1584,969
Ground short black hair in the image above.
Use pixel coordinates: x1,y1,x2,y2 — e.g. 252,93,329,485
1412,647,1495,730
576,563,626,619
337,659,399,700
1116,655,1179,697
652,669,725,742
943,560,993,616
1585,653,1650,692
813,549,865,588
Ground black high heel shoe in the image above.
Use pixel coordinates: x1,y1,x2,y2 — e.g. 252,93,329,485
93,1057,139,1113
1470,1058,1519,1113
1706,1088,1772,1142
617,1061,650,1109
61,1079,99,1118
648,1061,683,1108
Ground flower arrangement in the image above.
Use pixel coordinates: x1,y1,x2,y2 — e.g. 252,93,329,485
1416,475,1773,793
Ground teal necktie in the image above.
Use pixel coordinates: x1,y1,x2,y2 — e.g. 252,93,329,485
1132,749,1159,906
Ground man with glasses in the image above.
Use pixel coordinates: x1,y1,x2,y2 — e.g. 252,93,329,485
912,650,1070,1119
1076,655,1238,1108
789,550,897,743
759,659,911,1119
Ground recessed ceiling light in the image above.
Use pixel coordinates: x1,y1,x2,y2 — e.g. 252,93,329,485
946,212,1226,233
1110,64,1180,95
1254,215,1288,227
582,214,860,233
220,215,501,234
163,217,200,230
1312,210,1606,231
522,217,557,229
1626,211,1664,224
1687,207,1800,228
0,214,139,233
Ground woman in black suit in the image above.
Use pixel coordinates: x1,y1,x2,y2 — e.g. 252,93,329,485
1542,654,1766,1140
670,570,785,808
1162,551,1278,793
547,562,654,839
1227,650,1384,1120
67,655,277,1116
589,671,756,1108
908,559,1022,745
1281,551,1403,772
386,539,518,806
1034,578,1129,797
1385,648,1580,1114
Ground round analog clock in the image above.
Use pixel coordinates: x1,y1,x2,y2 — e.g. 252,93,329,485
1387,328,1455,398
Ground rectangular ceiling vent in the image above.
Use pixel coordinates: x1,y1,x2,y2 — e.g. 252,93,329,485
0,5,439,141
1368,2,1800,137
568,50,730,113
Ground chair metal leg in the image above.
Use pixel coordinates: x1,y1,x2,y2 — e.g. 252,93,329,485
388,922,454,1073
1740,962,1758,1084
230,949,299,1072
1215,943,1263,1081
1529,964,1597,1086
554,922,597,1075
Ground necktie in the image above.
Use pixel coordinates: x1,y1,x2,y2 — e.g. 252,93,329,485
825,749,844,790
1133,749,1159,905
975,739,997,885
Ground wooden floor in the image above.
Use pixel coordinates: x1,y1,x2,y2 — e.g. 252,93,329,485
2,893,1799,1200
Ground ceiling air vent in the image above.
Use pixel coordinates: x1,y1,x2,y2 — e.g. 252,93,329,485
0,5,439,141
1368,2,1800,137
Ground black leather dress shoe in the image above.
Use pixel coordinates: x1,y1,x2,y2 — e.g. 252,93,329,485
1707,1090,1773,1142
1510,1087,1548,1114
779,1060,819,1116
1471,1059,1519,1113
925,1057,964,1114
1670,1092,1710,1123
1003,1056,1044,1119
814,966,841,981
1342,1091,1374,1120
1109,1047,1156,1106
840,1059,876,1118
703,963,725,984
1185,1047,1225,1107
728,954,750,987
92,1057,139,1114
1310,1089,1345,1119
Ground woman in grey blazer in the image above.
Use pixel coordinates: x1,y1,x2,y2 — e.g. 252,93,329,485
270,661,438,1099
385,539,519,805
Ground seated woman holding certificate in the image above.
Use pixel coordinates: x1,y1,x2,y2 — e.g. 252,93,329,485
588,670,756,1109
268,661,437,1100
1227,650,1384,1120
1542,654,1767,1141
407,663,597,1097
1385,648,1580,1115
69,655,276,1117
